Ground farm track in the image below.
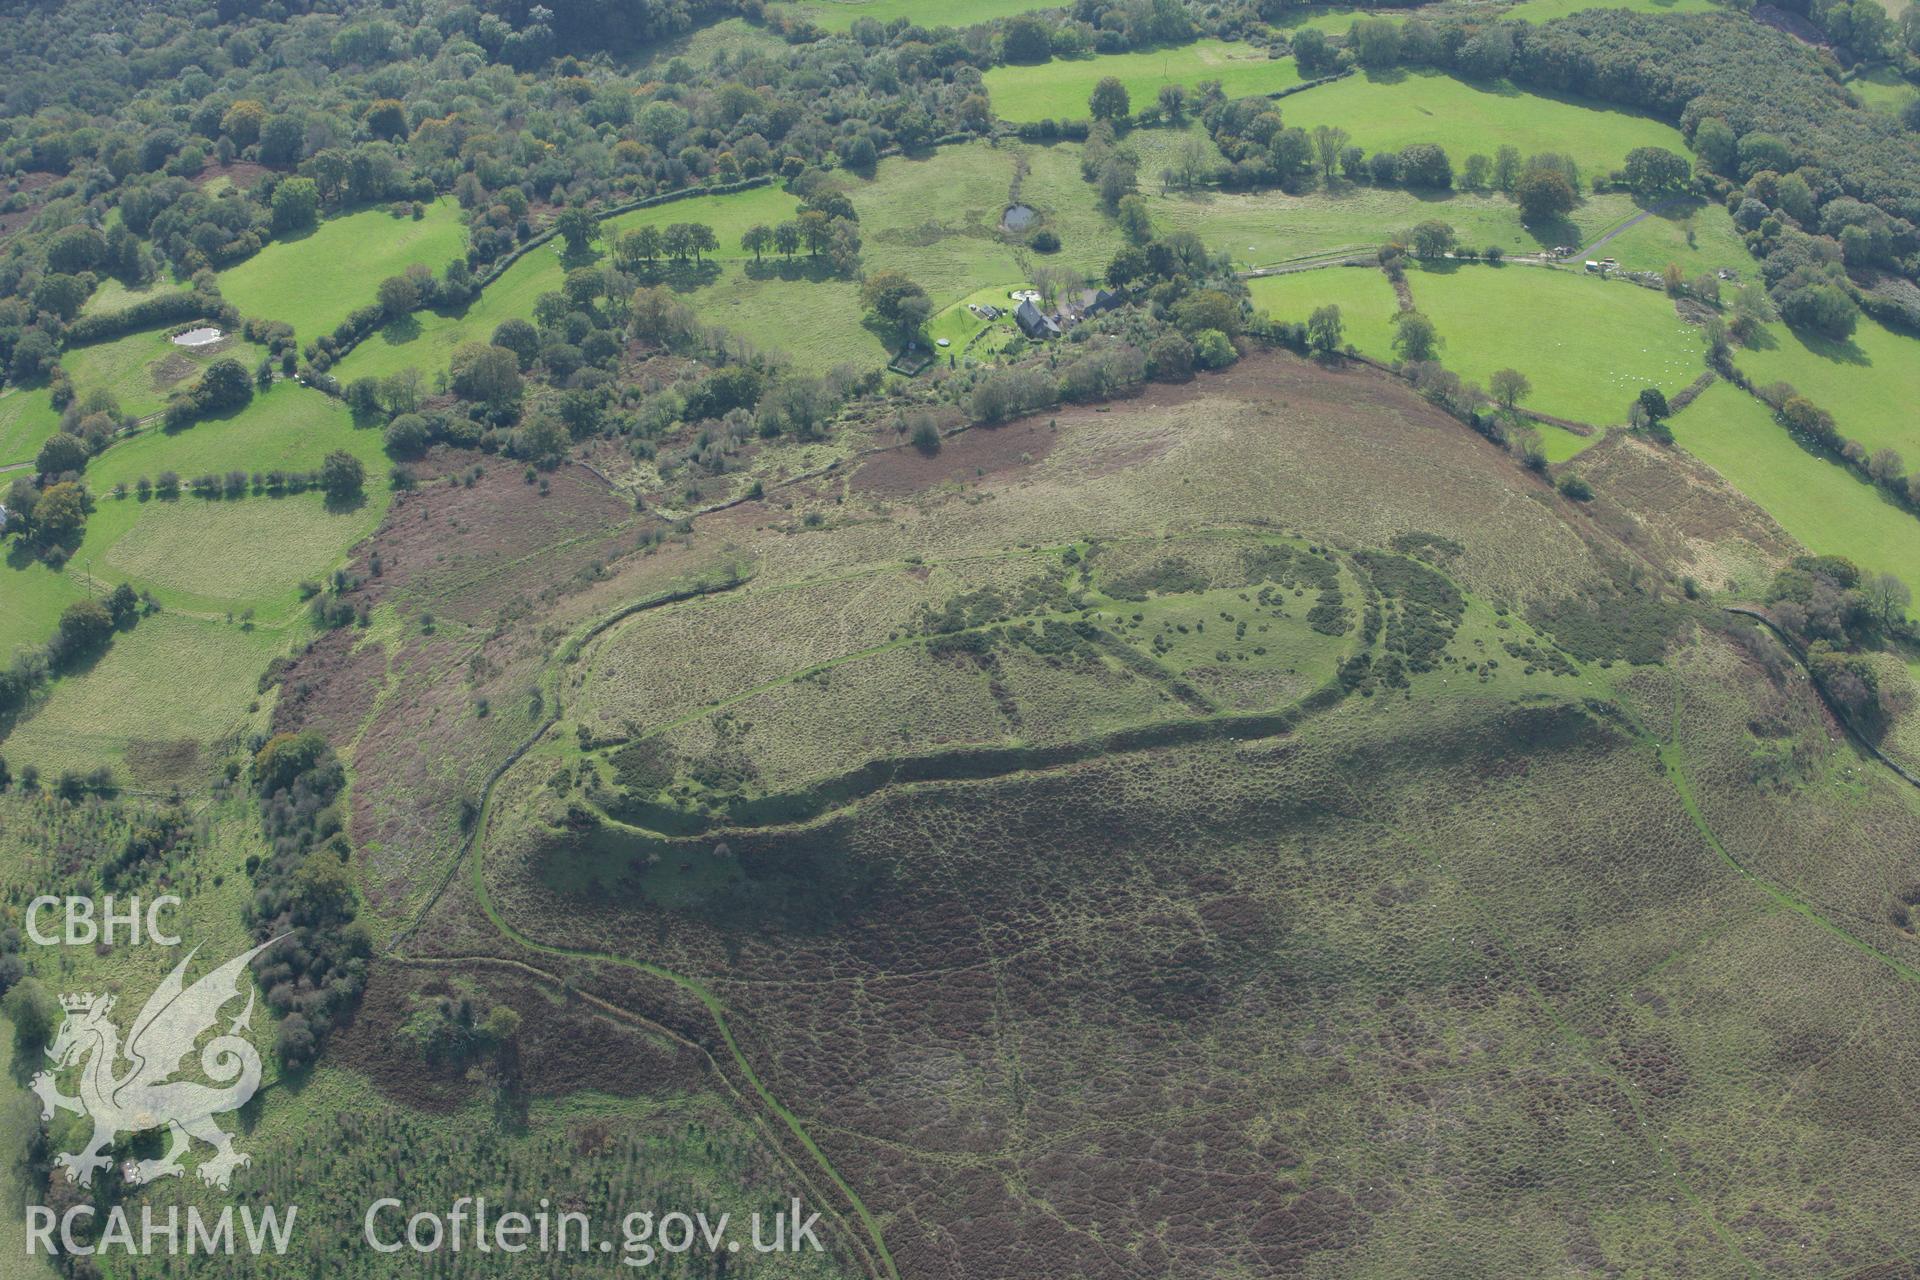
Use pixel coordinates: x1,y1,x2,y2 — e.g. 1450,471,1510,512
1575,197,1692,260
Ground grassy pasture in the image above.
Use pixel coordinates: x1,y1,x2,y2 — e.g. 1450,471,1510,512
602,183,804,261
332,186,816,383
695,270,886,371
1588,199,1751,277
767,0,1055,28
86,382,384,494
91,489,387,619
62,327,267,420
0,380,61,465
337,150,1118,381
1150,175,1639,269
1276,70,1689,180
1737,315,1920,460
1408,263,1701,426
854,141,1122,306
1845,65,1919,112
1670,381,1920,584
1264,6,1410,35
329,236,570,386
0,610,280,779
1247,266,1402,358
1503,0,1722,19
984,41,1304,122
214,200,467,340
0,554,87,661
3,389,387,657
81,274,163,316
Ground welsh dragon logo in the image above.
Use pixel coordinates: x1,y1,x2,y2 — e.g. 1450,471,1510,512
30,940,277,1191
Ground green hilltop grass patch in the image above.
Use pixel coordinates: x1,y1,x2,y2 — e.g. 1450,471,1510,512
329,234,568,386
1407,263,1702,426
333,185,807,385
1736,315,1920,460
62,326,269,421
692,269,885,372
214,200,468,340
80,274,163,316
1670,381,1920,584
1275,70,1689,181
984,40,1304,122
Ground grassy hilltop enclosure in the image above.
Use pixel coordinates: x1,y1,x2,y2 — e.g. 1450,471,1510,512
8,1,1920,1276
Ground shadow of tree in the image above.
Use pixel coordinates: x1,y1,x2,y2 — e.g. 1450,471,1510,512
742,257,844,284
630,260,725,292
377,313,423,346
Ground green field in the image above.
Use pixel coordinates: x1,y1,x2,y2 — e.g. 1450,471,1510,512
855,141,1121,306
332,186,811,384
0,609,282,777
1738,315,1920,460
1247,266,1403,358
63,326,267,420
1587,199,1752,276
86,381,385,494
1407,263,1701,426
81,273,163,315
1,386,388,666
0,554,88,661
1151,175,1638,269
603,183,806,262
1846,65,1919,113
767,0,1056,28
214,200,468,340
1266,6,1409,36
984,41,1304,122
1276,70,1689,180
1503,0,1722,19
337,148,1119,382
1671,381,1920,583
0,380,61,465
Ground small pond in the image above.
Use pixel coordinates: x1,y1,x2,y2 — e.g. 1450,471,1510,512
171,326,224,347
1001,204,1037,233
